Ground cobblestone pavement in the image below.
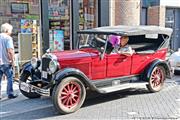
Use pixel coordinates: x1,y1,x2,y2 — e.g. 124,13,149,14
0,76,180,120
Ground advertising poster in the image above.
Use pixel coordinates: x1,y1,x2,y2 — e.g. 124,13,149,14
49,30,64,51
20,19,37,33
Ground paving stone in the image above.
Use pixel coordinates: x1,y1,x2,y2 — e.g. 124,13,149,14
0,77,180,120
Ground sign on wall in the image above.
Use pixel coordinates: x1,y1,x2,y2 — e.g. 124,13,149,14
11,2,29,14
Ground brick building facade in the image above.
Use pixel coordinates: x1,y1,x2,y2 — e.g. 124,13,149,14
110,0,141,26
147,6,166,27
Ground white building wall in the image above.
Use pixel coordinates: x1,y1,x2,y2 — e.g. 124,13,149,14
160,0,180,7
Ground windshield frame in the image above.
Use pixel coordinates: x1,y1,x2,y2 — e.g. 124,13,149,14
77,33,108,53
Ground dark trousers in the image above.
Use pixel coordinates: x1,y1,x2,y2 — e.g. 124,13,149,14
0,64,14,96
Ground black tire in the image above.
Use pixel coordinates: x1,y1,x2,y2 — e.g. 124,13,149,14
146,66,166,92
19,72,41,98
174,69,180,75
52,77,86,114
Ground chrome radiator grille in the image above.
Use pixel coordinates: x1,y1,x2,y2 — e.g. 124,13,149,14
41,57,51,71
41,57,52,82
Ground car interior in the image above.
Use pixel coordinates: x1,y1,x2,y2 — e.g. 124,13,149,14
128,34,166,53
79,34,168,55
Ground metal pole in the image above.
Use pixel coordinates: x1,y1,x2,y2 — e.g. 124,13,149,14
71,0,79,49
40,0,49,53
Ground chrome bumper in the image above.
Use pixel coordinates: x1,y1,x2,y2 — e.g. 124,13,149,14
20,82,50,96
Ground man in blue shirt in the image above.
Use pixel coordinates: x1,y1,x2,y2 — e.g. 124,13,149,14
0,23,18,99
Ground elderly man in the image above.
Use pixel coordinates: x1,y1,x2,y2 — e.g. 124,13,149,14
0,23,18,99
108,35,134,56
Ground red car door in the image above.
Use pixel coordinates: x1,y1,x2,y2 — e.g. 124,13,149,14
90,52,107,80
106,53,132,78
131,53,154,74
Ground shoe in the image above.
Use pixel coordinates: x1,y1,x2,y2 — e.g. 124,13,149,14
8,94,18,99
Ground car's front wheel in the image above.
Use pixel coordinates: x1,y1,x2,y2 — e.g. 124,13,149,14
19,71,41,98
52,77,86,114
147,66,166,92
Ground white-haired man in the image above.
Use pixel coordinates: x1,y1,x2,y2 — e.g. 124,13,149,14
0,23,18,99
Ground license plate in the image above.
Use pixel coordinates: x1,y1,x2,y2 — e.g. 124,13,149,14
42,71,47,79
20,82,30,92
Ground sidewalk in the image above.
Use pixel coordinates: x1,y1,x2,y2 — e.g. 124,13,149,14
1,79,19,99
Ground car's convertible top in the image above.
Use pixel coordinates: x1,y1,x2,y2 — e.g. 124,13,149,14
77,25,173,37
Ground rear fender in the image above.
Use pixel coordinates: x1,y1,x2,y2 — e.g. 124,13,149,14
144,59,171,81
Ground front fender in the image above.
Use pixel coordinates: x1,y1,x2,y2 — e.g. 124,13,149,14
144,59,171,81
53,68,97,91
20,62,41,81
20,62,32,74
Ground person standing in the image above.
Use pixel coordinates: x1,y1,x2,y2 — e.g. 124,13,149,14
0,23,18,99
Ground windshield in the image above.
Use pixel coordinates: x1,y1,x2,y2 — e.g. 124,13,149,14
78,34,107,51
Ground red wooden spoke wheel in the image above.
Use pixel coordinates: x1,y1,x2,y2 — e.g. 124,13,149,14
53,77,86,114
60,81,81,108
147,66,165,92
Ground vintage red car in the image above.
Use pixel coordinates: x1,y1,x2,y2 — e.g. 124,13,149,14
19,25,173,114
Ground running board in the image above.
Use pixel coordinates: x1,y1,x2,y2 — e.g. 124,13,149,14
97,82,148,93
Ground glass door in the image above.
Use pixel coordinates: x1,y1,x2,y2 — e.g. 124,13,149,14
48,0,71,50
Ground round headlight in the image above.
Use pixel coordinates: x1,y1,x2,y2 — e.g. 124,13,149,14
49,60,58,73
31,57,38,69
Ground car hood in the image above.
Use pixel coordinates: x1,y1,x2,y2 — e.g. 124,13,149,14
52,49,93,62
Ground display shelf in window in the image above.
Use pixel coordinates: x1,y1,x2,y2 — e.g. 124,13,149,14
32,33,38,57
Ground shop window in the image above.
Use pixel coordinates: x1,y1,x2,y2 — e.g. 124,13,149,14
79,0,97,30
48,0,70,50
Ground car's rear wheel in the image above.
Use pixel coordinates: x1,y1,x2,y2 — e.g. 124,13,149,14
19,72,41,98
52,77,86,114
147,66,166,92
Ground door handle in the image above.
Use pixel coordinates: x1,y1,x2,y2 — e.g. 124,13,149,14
146,56,150,59
123,59,127,62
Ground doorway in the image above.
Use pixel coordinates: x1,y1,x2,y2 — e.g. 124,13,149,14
165,8,180,51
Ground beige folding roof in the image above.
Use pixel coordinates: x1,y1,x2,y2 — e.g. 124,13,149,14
78,25,173,37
